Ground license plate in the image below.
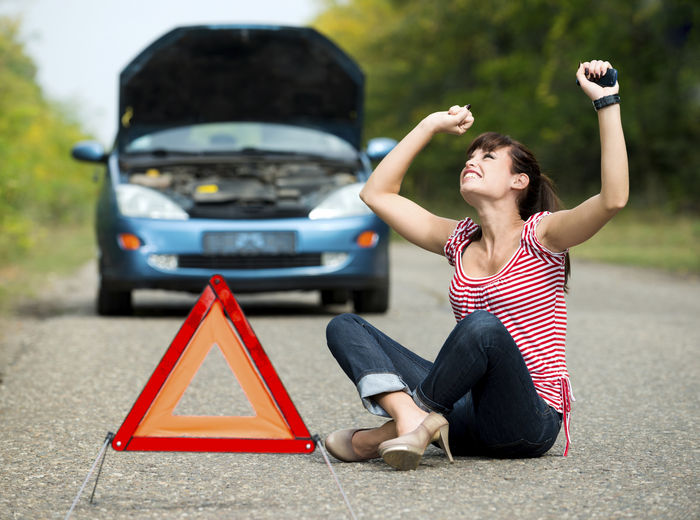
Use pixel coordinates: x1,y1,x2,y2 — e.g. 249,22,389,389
202,231,296,255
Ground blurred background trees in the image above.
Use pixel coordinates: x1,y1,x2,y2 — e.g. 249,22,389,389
0,1,697,269
314,0,699,213
0,18,94,263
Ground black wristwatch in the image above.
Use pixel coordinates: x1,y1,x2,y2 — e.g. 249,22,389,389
593,94,621,111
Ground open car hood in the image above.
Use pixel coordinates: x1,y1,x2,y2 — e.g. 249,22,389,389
117,25,364,150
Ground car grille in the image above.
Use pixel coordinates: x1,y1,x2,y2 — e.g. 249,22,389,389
178,254,322,269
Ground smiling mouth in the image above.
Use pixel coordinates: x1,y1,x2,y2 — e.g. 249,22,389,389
462,169,481,181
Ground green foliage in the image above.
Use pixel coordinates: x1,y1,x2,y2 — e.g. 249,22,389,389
313,0,700,212
0,17,96,264
572,209,700,274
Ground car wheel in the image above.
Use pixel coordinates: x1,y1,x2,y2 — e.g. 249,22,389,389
352,283,389,314
97,282,133,316
321,289,349,306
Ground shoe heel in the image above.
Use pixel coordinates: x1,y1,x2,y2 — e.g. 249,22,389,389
436,424,454,463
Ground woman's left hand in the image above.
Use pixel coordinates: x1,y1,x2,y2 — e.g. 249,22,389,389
576,60,619,100
538,60,627,253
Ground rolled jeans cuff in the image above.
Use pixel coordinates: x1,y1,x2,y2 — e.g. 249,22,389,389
357,373,410,417
413,384,451,415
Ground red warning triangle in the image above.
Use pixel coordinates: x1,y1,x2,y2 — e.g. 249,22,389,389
112,275,314,453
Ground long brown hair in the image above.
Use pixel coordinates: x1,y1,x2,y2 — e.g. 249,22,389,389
465,132,571,289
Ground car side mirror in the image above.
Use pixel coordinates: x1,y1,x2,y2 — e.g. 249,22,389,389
366,137,397,162
71,141,107,163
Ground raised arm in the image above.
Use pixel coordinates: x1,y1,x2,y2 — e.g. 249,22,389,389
360,106,475,255
537,60,629,252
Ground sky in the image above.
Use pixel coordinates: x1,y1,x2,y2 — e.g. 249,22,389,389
1,0,319,144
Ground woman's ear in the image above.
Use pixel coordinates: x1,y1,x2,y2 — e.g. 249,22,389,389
512,173,530,191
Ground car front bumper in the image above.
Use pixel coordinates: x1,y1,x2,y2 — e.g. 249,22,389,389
98,214,389,293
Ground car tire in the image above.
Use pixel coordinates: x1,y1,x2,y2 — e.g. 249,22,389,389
352,283,389,314
97,282,133,316
321,289,349,306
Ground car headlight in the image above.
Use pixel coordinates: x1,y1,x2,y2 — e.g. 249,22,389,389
308,183,372,220
115,184,189,220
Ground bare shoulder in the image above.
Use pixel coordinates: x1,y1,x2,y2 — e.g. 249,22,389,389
534,210,569,253
535,195,620,252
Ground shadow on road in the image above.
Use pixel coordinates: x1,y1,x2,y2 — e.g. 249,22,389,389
12,291,348,319
13,298,95,319
133,299,344,318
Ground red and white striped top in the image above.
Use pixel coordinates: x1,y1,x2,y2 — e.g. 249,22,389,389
444,211,574,454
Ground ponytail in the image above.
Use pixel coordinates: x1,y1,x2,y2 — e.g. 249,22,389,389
521,173,571,291
519,173,561,219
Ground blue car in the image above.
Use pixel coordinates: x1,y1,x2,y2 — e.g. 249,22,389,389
71,25,395,315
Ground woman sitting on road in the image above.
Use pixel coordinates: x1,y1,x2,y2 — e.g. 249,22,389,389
324,60,628,470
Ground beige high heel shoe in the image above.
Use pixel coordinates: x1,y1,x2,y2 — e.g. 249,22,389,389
325,420,397,462
377,412,454,470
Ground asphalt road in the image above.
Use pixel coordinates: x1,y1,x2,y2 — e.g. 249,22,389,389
1,243,698,519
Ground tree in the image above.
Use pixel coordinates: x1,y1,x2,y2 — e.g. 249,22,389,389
0,17,95,262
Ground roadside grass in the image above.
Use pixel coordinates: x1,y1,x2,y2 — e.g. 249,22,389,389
0,222,96,313
571,209,700,275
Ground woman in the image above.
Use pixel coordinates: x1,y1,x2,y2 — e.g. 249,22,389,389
325,60,628,470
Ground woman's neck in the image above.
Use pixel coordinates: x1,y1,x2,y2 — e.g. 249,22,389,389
474,202,524,253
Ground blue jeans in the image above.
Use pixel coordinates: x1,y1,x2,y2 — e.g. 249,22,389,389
326,311,561,458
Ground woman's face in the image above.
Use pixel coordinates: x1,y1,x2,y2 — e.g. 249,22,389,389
459,146,517,203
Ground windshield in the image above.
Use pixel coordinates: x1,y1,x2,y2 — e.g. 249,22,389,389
124,122,358,158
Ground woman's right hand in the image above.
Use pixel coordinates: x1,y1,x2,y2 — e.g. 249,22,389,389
424,105,474,135
360,105,468,255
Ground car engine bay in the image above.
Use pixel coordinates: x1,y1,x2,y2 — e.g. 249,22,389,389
122,158,359,219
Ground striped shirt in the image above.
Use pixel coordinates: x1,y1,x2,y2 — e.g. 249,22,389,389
444,211,574,453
